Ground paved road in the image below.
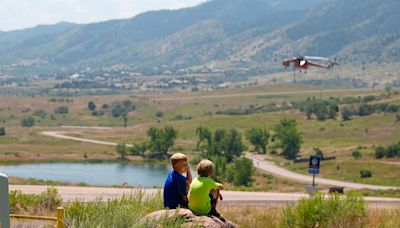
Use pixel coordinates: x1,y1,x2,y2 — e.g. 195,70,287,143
9,185,400,206
247,153,400,190
41,130,400,191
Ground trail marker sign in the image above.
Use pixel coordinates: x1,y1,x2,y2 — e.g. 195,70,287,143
308,156,320,186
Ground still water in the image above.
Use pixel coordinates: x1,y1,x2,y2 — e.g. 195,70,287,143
0,162,194,187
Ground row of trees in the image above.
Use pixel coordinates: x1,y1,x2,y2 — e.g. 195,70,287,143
116,126,178,160
375,141,400,159
88,100,136,127
341,103,400,121
299,94,400,121
195,127,253,186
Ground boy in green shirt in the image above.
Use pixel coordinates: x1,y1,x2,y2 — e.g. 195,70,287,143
189,159,224,219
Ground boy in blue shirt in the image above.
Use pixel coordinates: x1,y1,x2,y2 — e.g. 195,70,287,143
163,153,192,209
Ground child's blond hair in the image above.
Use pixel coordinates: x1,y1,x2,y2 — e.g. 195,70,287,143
196,159,215,177
170,153,187,168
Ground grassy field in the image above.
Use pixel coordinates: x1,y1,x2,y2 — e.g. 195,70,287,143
1,84,400,190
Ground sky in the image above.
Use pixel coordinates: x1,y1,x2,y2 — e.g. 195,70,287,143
0,0,208,31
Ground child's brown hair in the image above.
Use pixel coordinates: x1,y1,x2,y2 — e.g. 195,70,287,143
196,159,215,177
170,153,187,169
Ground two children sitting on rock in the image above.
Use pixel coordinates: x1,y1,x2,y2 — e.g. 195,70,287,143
163,153,224,218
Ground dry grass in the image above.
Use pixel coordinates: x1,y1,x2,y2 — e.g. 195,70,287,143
220,205,400,228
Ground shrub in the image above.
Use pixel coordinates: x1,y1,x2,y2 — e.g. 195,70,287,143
280,192,365,228
231,157,254,186
9,187,62,215
21,116,35,127
341,108,353,121
0,127,5,136
396,114,400,122
360,170,372,178
386,104,399,113
155,111,164,118
352,151,362,159
54,106,69,114
88,101,96,111
375,146,386,159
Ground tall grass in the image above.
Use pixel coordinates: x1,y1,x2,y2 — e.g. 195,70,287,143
64,190,186,228
9,187,62,215
280,192,366,228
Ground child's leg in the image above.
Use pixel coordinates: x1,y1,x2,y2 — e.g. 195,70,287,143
210,189,220,208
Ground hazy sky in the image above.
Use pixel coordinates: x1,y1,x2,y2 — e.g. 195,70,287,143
0,0,208,31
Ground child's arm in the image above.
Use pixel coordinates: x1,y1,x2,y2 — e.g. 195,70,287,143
186,164,192,193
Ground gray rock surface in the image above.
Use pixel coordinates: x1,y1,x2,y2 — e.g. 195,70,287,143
140,209,237,228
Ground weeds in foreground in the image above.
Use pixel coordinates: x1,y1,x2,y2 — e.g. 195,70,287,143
280,192,366,228
9,187,62,215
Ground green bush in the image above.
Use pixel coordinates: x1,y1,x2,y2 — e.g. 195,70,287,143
360,170,372,178
0,127,5,136
352,151,362,159
88,101,96,111
231,157,254,186
396,114,400,122
9,187,62,215
280,192,366,228
21,116,35,127
54,106,69,114
375,146,386,159
155,111,164,118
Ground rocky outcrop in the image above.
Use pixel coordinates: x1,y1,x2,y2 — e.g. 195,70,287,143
140,209,238,228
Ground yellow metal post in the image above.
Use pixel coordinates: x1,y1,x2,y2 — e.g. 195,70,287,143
56,207,64,228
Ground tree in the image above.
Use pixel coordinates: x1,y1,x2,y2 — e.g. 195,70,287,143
0,127,5,136
385,83,393,95
147,126,178,159
21,116,35,127
223,129,245,162
231,157,254,186
54,106,69,114
130,142,147,156
210,155,228,183
122,112,128,127
341,108,353,121
274,118,303,160
246,128,270,154
195,126,212,152
88,101,96,111
116,143,127,160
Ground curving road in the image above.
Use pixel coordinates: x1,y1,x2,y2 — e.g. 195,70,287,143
41,130,399,191
247,153,400,190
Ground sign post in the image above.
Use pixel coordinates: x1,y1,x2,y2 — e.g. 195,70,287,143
0,172,10,228
308,156,320,187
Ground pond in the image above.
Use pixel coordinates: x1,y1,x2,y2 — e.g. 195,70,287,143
0,162,195,187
